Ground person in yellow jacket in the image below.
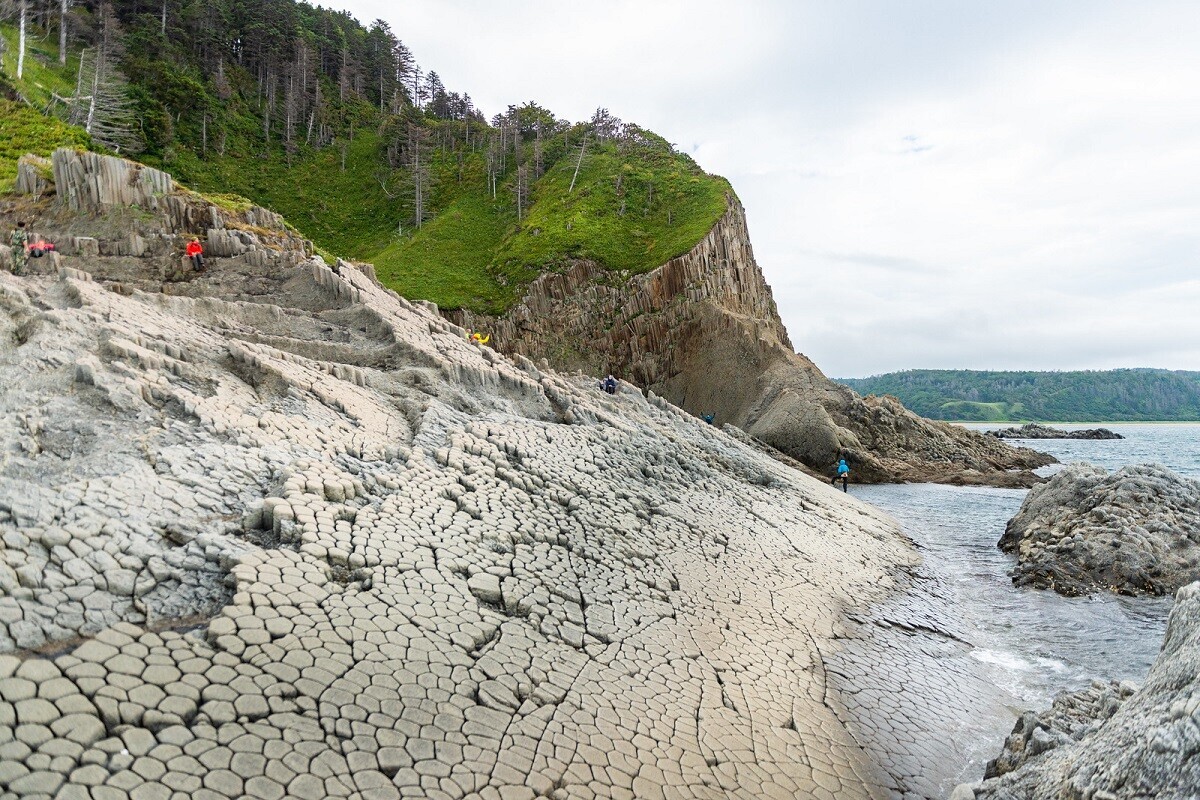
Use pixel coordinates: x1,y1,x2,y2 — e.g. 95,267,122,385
469,331,491,346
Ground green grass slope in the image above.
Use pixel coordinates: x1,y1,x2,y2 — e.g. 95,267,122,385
2,20,729,314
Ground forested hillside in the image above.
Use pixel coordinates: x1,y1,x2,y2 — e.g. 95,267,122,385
0,0,728,311
839,369,1200,421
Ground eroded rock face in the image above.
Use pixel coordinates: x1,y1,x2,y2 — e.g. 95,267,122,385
966,581,1200,799
1000,463,1200,596
987,423,1124,440
451,201,1053,485
0,161,942,799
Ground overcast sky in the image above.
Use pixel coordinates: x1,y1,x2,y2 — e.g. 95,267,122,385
338,0,1200,378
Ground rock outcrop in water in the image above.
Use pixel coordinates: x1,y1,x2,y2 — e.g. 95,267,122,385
962,581,1200,799
450,201,1054,486
986,423,1123,440
1000,463,1200,596
0,149,979,799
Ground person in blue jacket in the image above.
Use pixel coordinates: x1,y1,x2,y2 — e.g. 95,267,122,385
831,457,850,491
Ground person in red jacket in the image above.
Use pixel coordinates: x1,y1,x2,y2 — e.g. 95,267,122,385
185,237,205,271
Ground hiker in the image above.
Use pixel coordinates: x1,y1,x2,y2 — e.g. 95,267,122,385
831,457,850,492
28,239,56,259
185,237,205,271
702,413,715,425
6,222,29,275
469,331,490,345
603,375,617,395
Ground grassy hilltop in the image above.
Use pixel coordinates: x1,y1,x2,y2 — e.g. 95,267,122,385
1,7,728,313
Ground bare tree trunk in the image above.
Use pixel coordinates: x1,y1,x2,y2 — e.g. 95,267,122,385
569,138,587,193
17,1,27,80
201,114,207,155
59,0,69,65
160,0,166,36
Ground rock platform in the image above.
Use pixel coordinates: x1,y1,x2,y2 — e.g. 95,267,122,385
0,150,999,799
1000,463,1200,596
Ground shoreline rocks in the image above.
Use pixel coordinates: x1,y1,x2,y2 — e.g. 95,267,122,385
1000,463,1200,596
986,423,1124,440
965,581,1200,798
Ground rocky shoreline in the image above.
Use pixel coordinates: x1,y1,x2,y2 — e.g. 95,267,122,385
450,201,1055,487
986,423,1123,440
962,581,1200,798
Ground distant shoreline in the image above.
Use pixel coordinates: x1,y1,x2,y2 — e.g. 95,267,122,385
953,420,1199,426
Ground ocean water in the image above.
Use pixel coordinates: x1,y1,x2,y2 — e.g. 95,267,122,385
855,423,1200,712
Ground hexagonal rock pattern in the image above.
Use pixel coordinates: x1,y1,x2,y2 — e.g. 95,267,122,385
2,257,919,799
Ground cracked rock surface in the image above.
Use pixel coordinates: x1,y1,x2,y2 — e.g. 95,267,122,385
0,150,943,798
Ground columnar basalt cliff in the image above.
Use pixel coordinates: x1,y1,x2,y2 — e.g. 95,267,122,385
452,199,1053,485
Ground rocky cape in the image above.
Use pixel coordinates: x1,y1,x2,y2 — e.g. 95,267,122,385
960,580,1200,799
986,423,1124,440
1000,463,1200,597
0,149,1017,799
450,200,1054,486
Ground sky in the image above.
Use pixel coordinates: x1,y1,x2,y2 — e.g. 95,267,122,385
337,0,1200,378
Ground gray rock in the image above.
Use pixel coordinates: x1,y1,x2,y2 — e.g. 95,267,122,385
975,581,1200,797
1001,463,1200,596
986,423,1123,440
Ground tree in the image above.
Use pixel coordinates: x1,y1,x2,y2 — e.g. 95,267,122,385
59,0,70,64
66,3,142,153
17,0,26,79
590,106,621,141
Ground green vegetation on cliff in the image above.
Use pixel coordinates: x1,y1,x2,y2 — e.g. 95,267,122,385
839,369,1200,422
0,4,727,313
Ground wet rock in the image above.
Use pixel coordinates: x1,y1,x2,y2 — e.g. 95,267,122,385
974,582,1200,798
1001,463,1200,596
986,423,1124,440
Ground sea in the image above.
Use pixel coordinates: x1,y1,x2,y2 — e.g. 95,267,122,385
855,423,1200,716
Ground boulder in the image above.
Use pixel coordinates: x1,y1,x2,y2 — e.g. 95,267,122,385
1000,463,1200,596
974,581,1200,798
987,423,1123,440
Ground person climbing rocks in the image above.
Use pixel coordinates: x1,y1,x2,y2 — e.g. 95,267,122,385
702,413,715,425
186,237,205,271
469,331,490,346
603,375,618,395
7,221,29,275
831,457,850,492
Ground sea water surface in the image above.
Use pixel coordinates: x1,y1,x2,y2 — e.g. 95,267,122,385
855,423,1200,718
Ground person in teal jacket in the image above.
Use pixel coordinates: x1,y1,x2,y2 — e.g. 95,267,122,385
831,458,850,492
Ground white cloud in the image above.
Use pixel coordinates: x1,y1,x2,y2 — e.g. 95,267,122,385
337,0,1200,377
